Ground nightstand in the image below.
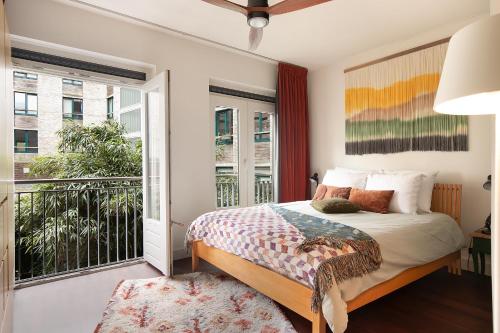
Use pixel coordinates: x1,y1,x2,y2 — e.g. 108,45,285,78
470,229,491,275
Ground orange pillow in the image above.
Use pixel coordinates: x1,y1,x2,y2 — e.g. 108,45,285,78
348,188,394,214
312,184,351,200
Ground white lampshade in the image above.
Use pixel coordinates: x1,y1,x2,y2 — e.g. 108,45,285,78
434,14,500,115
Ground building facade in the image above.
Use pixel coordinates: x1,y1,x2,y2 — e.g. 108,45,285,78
13,70,141,180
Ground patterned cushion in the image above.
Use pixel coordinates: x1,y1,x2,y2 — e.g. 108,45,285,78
348,188,394,214
312,184,352,200
311,198,360,214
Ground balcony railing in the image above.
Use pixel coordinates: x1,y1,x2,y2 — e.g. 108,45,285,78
216,175,274,208
15,177,143,284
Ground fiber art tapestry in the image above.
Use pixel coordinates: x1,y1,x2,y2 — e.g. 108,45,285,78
345,42,468,155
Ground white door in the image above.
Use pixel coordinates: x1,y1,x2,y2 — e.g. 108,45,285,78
141,71,171,275
211,94,275,208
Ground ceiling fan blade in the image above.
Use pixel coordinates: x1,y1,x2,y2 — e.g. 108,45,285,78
248,27,263,51
268,0,331,15
202,0,248,15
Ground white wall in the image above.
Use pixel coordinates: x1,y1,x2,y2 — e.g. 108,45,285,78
6,0,277,258
309,17,492,251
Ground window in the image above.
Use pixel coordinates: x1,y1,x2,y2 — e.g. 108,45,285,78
254,112,271,142
215,108,234,144
62,78,83,86
14,71,38,80
14,129,38,153
120,108,141,134
63,97,83,120
14,92,38,116
107,96,114,119
120,88,141,108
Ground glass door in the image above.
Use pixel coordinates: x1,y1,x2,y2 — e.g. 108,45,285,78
248,100,275,205
141,71,171,275
211,94,275,208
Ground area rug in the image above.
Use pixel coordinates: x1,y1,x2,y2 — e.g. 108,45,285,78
95,272,297,333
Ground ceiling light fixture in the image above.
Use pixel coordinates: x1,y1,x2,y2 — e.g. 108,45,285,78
247,12,269,28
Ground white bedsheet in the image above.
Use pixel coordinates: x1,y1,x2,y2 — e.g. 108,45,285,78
281,201,465,333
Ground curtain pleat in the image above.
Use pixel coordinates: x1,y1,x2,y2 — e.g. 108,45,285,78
277,63,310,203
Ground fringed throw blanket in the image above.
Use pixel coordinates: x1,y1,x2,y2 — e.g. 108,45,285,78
186,204,382,312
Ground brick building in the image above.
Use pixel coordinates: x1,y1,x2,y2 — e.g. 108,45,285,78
13,70,141,180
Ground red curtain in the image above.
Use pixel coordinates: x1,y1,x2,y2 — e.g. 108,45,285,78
277,63,310,203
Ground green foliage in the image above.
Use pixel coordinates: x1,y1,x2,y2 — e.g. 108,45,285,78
17,120,143,279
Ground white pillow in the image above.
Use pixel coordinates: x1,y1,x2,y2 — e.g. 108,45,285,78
382,170,438,213
322,167,371,189
365,173,423,214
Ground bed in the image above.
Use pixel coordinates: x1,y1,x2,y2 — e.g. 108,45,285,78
189,183,464,333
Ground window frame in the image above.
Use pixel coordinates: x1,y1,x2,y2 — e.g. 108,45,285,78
62,97,84,120
14,91,38,116
107,96,114,119
14,71,38,80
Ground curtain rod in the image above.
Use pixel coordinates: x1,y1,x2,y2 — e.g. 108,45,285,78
344,37,450,73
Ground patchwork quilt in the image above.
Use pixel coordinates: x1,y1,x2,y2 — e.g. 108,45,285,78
186,204,382,311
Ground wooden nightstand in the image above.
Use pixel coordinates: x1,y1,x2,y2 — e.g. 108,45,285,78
470,229,491,275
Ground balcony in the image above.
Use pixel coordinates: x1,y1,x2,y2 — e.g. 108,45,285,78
14,177,143,285
216,174,274,208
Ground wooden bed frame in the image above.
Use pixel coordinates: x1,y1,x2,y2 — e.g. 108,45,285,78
191,183,463,333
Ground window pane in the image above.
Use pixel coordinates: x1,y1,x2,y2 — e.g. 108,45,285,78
146,89,161,220
27,94,37,112
14,72,26,79
215,106,239,208
120,109,141,133
73,99,83,113
14,92,26,110
120,88,141,108
63,98,73,114
253,110,273,204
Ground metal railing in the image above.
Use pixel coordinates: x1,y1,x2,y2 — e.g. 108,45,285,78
216,175,273,208
15,177,143,284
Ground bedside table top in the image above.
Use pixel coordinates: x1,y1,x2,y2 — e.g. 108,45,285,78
470,229,491,240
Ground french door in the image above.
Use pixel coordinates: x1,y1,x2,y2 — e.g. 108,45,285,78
141,71,171,275
211,94,275,208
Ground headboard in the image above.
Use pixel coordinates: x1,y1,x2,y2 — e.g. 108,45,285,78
431,183,462,225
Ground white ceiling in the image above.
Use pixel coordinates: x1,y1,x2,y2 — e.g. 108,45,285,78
68,0,489,69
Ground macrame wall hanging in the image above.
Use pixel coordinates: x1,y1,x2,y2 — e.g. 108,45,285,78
344,40,468,155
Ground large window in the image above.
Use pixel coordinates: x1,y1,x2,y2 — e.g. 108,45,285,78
215,108,234,144
63,97,83,120
14,129,38,153
14,92,38,116
107,96,114,119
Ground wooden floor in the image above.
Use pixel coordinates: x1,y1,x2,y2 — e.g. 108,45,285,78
174,258,493,333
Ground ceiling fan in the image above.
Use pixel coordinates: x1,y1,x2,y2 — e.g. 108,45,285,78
202,0,331,50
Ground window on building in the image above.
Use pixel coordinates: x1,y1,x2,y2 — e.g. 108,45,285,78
14,71,38,80
14,129,38,153
14,92,38,116
120,108,141,134
120,88,141,109
107,96,114,119
254,112,271,142
63,97,83,120
62,78,83,86
215,109,234,144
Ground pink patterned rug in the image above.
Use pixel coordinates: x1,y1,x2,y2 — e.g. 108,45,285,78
95,272,297,333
